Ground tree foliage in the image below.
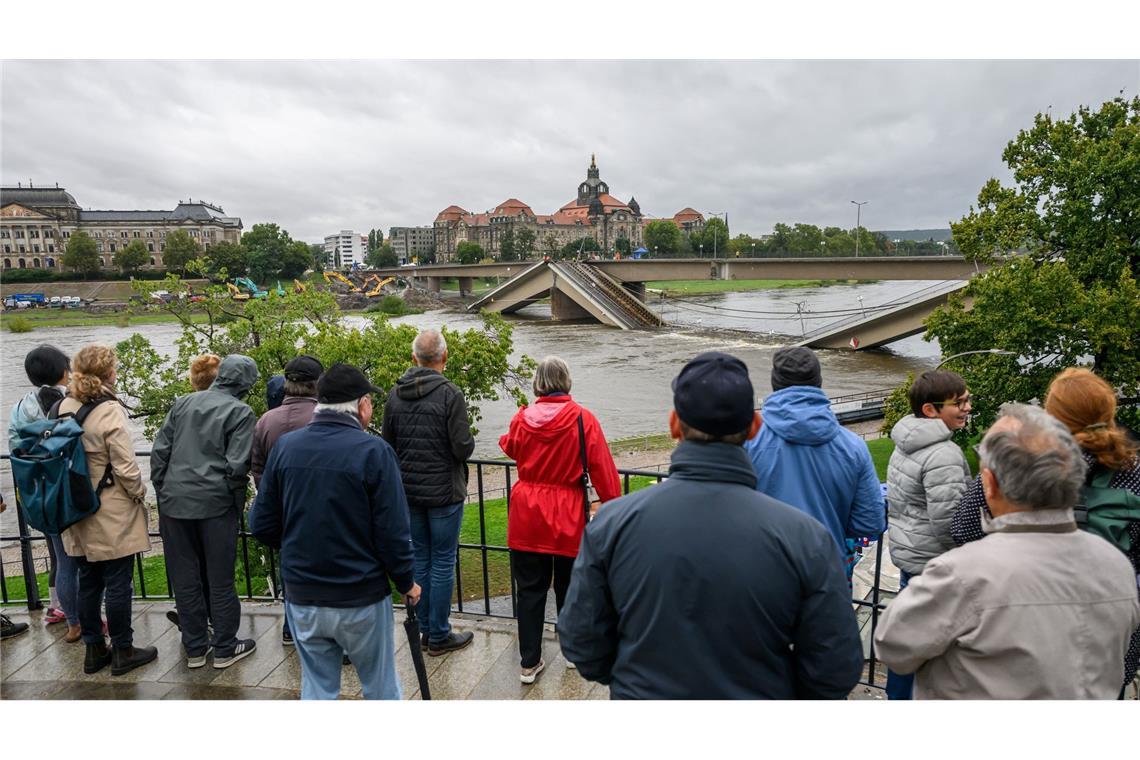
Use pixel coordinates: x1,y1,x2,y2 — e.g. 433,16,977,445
113,240,148,275
204,241,248,279
927,94,1140,431
498,227,517,262
62,231,101,276
117,275,535,439
514,227,536,261
455,240,484,265
643,220,683,255
162,230,201,275
366,242,398,268
560,237,600,259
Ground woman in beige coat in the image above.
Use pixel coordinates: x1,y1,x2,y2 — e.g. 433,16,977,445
59,343,157,677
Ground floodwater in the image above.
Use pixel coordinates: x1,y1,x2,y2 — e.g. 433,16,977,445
1,279,941,462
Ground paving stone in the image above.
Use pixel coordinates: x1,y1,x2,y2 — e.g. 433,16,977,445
0,679,73,699
1,613,66,679
161,683,296,700
424,627,513,700
52,680,177,700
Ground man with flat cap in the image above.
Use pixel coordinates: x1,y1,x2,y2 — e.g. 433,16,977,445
250,363,420,700
251,354,323,646
557,351,863,699
745,347,885,579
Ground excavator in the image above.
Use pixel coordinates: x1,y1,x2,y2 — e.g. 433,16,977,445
323,270,361,292
226,282,250,301
293,278,307,294
232,277,268,299
361,274,396,297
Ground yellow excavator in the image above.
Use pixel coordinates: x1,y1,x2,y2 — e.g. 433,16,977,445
323,270,361,292
293,279,307,294
361,274,396,297
226,282,250,301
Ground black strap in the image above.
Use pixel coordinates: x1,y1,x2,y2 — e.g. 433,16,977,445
577,413,591,520
52,396,118,495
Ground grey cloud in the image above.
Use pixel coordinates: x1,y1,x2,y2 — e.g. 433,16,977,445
2,59,1136,241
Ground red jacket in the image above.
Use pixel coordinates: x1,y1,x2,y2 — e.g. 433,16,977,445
499,395,621,557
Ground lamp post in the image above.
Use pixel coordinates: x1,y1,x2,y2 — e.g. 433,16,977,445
751,242,756,257
705,211,727,258
935,348,1016,370
857,295,866,318
851,200,868,258
699,243,704,258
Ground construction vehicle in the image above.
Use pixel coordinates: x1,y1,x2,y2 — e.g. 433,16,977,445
293,278,307,293
361,274,396,297
323,270,361,292
233,277,268,299
227,282,250,301
274,281,287,297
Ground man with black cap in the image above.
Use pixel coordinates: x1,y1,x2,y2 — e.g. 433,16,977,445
250,354,323,646
249,363,419,700
557,351,863,699
744,347,884,572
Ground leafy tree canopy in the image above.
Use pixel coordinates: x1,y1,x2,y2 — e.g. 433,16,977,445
62,231,101,276
456,241,484,265
643,220,683,256
366,242,398,269
163,230,201,275
204,241,248,280
114,240,149,275
926,94,1140,431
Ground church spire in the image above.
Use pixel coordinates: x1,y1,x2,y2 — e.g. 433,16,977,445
590,153,596,170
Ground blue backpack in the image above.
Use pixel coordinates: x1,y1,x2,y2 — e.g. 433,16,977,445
10,398,116,534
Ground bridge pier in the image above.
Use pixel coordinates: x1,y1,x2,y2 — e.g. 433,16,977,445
621,281,647,301
426,276,441,293
458,277,474,297
550,288,593,321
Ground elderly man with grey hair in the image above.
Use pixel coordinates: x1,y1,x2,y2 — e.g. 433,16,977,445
381,328,476,655
874,403,1140,699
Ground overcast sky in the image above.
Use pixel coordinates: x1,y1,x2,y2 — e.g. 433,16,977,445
2,59,1137,243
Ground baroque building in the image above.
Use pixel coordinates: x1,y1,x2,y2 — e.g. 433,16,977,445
431,156,704,262
0,184,242,271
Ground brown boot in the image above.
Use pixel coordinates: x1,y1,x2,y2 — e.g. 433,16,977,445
84,641,112,674
64,624,82,643
111,645,158,676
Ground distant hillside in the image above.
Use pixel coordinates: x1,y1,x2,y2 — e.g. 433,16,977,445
875,228,953,242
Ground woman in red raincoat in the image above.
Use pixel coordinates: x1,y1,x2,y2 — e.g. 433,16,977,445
499,356,620,684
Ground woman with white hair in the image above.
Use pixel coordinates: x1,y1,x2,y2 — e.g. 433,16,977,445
499,355,621,684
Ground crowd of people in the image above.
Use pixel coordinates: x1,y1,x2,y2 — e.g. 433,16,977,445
3,337,1139,701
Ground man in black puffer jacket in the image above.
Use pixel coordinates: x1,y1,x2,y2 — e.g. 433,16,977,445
381,328,475,655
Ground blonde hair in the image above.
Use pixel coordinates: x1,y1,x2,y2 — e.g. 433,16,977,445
70,344,116,403
1044,367,1138,471
189,353,221,391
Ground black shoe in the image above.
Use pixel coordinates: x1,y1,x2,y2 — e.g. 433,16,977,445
428,631,474,656
1,614,29,640
342,653,351,666
282,628,294,646
213,638,256,669
111,645,158,676
165,610,180,630
84,641,113,674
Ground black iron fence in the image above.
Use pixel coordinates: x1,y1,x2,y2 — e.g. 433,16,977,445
1,453,891,688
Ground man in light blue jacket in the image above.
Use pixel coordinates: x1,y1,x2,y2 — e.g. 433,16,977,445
744,347,885,562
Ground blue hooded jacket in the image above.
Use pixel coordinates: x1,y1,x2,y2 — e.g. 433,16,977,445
744,386,885,556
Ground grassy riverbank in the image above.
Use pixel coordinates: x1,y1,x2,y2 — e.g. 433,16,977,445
0,310,216,330
646,278,863,296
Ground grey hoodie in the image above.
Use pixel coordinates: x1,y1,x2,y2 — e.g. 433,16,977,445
886,414,970,575
151,355,259,519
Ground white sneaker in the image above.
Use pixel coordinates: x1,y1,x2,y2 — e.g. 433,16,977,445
566,661,577,670
187,646,213,669
213,639,257,669
520,658,546,684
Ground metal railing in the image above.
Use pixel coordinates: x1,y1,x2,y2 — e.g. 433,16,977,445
1,452,892,689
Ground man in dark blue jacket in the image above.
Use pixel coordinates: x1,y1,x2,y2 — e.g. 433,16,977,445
558,351,864,699
249,363,420,700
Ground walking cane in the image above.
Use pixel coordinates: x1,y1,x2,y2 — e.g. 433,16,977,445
403,602,432,700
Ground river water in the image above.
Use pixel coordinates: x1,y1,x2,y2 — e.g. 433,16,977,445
1,279,940,457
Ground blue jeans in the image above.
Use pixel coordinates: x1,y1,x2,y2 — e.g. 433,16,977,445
286,597,400,700
885,569,915,700
49,534,80,625
408,502,463,644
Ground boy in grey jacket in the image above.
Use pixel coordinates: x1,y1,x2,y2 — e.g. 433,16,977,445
883,370,971,699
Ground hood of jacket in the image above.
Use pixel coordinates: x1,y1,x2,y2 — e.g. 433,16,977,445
518,396,579,440
395,366,448,401
760,386,839,445
890,414,953,454
210,355,258,399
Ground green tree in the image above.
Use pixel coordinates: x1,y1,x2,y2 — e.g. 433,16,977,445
614,237,632,256
498,227,517,262
515,227,536,261
62,231,101,277
926,95,1140,432
279,240,313,280
243,223,292,282
204,241,248,279
366,242,398,268
561,237,600,259
643,220,683,256
698,218,730,256
542,234,561,260
456,241,484,265
309,243,326,273
163,230,201,275
113,239,148,275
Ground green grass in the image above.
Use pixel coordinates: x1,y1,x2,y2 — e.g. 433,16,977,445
5,315,33,332
0,310,212,329
646,278,855,296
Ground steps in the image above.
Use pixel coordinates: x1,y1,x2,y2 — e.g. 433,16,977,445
553,262,665,328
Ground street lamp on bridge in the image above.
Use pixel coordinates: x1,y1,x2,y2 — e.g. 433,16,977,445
705,211,728,257
851,200,869,258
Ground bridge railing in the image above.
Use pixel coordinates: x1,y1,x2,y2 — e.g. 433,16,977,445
799,279,968,339
1,453,892,689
